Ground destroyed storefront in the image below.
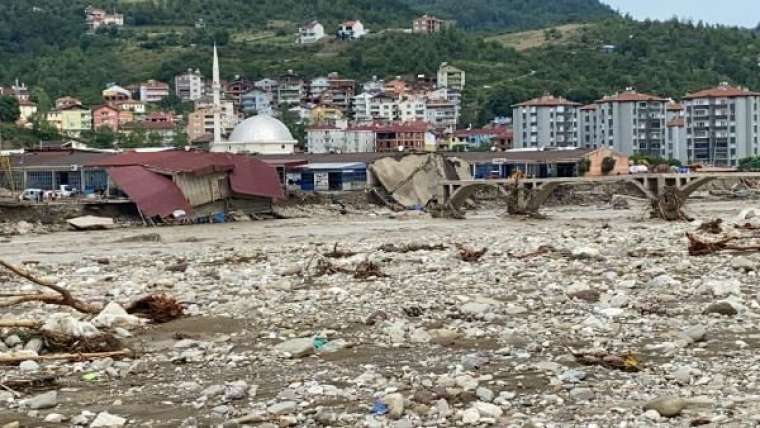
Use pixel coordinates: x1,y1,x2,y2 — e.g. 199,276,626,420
0,150,112,194
289,162,368,192
86,151,283,221
460,149,594,179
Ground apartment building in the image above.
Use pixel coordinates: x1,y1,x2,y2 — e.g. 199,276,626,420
307,124,376,153
413,15,452,34
663,103,687,164
594,90,668,157
138,80,170,103
437,63,466,92
682,83,760,167
175,69,205,101
513,95,580,148
578,104,598,149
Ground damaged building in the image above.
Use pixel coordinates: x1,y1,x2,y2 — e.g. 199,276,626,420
87,151,283,220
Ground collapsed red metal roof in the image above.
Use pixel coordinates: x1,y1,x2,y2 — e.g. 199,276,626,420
89,150,284,200
107,166,192,218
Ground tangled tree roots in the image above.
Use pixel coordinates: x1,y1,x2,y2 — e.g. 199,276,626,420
42,331,123,353
126,294,185,324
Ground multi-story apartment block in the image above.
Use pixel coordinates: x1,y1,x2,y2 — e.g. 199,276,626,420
307,124,376,153
513,95,580,148
437,63,466,92
175,69,205,101
375,122,429,152
240,90,273,116
665,103,688,163
578,104,598,149
682,83,760,167
594,90,668,157
413,15,452,34
102,85,131,103
138,80,170,103
47,105,92,138
323,75,356,116
92,104,120,132
187,98,237,142
298,21,326,45
277,71,305,106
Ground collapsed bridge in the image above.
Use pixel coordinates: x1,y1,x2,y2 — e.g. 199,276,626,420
439,173,760,221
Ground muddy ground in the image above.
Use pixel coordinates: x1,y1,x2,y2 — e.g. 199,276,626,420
2,199,760,427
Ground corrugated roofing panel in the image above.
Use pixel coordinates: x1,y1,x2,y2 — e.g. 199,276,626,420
106,166,191,218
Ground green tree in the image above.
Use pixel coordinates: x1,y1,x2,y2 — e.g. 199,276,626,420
0,96,20,123
280,109,305,149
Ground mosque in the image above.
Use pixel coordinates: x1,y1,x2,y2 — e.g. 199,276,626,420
208,46,297,155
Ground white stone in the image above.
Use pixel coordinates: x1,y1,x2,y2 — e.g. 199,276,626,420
473,401,503,418
273,338,314,358
461,408,480,425
92,302,143,328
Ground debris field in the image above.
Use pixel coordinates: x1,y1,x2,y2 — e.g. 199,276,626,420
2,201,760,427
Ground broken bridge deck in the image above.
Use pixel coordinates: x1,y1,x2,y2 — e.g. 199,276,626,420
440,172,760,221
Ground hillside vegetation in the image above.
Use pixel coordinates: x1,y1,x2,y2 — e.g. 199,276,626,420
2,1,760,131
401,0,615,30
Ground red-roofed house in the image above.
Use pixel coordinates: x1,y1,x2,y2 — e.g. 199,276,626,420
337,20,367,40
682,83,760,167
92,104,120,132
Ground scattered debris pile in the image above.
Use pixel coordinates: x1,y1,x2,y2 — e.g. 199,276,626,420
368,153,471,209
687,209,760,256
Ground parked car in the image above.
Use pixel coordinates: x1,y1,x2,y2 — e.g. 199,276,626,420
54,185,78,198
18,189,44,202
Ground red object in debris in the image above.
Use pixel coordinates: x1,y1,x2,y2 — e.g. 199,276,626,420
106,166,192,218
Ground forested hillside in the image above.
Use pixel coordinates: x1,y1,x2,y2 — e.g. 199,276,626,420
2,0,760,130
401,0,616,30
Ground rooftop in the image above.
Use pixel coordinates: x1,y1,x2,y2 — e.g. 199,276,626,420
514,95,581,108
596,90,667,103
683,84,760,99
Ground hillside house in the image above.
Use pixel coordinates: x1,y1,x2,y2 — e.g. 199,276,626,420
138,80,170,103
92,104,120,132
85,6,124,31
337,20,367,40
298,21,326,45
413,15,452,34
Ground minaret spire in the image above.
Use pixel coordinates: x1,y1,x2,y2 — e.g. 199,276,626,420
212,43,222,145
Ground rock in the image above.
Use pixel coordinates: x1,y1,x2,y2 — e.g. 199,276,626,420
671,366,692,385
460,302,491,316
201,384,225,398
384,393,405,419
462,353,489,371
644,397,688,417
224,380,249,401
21,390,57,410
23,338,43,353
732,257,755,272
92,302,143,328
273,338,314,358
429,329,461,346
559,369,586,383
476,386,494,402
44,414,66,423
1,423,20,428
14,221,33,235
461,407,480,425
704,301,738,316
473,401,503,418
89,412,127,427
392,418,413,428
18,360,40,373
435,399,451,417
0,391,13,402
4,335,21,347
706,279,741,297
569,289,600,302
455,375,478,391
268,401,297,415
41,314,100,339
651,275,676,287
409,328,432,343
570,387,594,401
571,246,601,260
683,325,707,342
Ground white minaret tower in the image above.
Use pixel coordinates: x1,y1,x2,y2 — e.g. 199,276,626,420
212,44,222,145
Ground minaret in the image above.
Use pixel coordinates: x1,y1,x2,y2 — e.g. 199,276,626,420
212,44,222,145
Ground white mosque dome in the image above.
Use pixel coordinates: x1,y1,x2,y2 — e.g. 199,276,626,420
228,115,296,144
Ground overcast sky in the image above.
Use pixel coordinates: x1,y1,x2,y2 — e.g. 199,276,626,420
603,0,759,28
